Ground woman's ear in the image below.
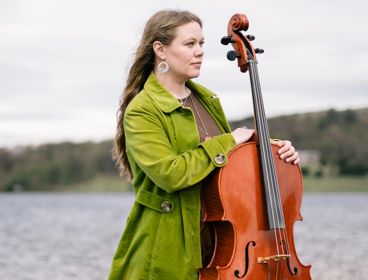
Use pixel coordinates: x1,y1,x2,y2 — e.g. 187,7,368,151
153,41,165,60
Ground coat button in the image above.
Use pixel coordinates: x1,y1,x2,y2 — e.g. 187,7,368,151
161,201,172,212
215,153,225,165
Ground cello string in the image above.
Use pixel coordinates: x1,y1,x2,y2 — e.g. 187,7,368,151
248,50,284,234
251,57,285,230
248,53,283,264
248,58,278,233
249,51,291,280
249,50,286,231
248,50,288,276
252,64,287,280
266,124,292,267
247,52,281,257
249,51,292,280
251,59,289,280
252,62,285,259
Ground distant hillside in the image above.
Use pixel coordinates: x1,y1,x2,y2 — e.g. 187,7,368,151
1,108,367,192
0,140,118,192
230,108,368,175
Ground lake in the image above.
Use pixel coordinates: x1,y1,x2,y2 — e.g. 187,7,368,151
0,193,367,280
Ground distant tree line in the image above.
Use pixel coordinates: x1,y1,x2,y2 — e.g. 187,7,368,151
231,108,368,176
0,140,118,191
1,108,367,191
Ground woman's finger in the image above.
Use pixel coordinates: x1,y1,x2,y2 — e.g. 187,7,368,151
285,151,299,163
272,141,283,147
279,146,295,159
273,140,300,164
277,140,292,154
293,157,300,165
231,128,255,146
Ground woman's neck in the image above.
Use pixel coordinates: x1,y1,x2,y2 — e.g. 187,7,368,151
154,69,188,99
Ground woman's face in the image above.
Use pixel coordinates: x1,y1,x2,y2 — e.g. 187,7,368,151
163,21,204,82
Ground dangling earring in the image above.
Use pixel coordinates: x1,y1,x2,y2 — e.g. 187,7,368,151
158,60,169,73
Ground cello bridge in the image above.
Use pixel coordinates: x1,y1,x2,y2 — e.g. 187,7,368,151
258,254,290,264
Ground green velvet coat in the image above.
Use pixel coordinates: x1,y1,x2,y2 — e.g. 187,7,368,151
107,71,237,280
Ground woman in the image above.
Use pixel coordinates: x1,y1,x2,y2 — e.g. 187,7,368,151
108,10,299,280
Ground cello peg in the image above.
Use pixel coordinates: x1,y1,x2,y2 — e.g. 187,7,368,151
246,35,255,41
221,35,235,45
255,48,264,54
227,51,242,61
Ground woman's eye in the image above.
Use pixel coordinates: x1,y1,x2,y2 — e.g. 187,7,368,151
187,42,194,46
200,41,205,46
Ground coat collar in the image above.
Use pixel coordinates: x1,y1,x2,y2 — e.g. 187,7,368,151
144,71,231,133
144,71,217,114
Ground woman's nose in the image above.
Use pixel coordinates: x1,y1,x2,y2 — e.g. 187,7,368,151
195,46,204,57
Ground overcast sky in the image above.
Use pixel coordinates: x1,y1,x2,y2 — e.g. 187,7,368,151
1,0,367,147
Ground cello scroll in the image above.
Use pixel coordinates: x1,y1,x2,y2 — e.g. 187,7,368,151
221,14,263,72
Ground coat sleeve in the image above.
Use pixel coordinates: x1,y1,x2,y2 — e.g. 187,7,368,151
124,103,236,194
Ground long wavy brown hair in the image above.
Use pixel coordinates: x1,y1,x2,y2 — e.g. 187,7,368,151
113,10,202,180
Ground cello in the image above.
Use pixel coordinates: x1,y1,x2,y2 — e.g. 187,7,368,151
198,14,312,280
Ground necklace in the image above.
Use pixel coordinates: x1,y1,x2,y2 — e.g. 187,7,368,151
189,93,212,141
179,87,190,106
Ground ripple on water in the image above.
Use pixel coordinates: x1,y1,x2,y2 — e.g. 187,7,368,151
0,193,367,280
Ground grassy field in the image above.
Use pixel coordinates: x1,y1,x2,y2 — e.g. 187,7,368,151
303,175,368,192
52,174,368,193
53,175,133,192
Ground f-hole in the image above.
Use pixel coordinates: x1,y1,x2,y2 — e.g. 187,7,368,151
281,240,298,276
234,241,256,278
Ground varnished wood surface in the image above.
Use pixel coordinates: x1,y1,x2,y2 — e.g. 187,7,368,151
199,142,312,280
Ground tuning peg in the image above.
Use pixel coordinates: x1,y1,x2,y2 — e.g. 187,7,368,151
221,35,235,45
246,35,255,41
255,48,264,54
227,51,242,61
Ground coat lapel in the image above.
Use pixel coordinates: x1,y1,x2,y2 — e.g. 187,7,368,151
144,71,232,134
144,72,182,113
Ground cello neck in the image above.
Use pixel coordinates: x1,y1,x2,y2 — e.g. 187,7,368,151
247,51,285,230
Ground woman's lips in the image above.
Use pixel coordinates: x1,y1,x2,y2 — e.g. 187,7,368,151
192,62,202,66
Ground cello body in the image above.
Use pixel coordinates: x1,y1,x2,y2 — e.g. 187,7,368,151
199,142,312,279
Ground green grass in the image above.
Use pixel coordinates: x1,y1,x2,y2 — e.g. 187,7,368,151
53,174,133,192
303,175,368,192
48,174,367,193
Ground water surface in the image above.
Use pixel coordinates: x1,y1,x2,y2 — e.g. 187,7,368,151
0,193,367,280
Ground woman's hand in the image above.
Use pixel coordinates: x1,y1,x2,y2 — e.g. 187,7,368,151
273,140,300,165
231,127,255,146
